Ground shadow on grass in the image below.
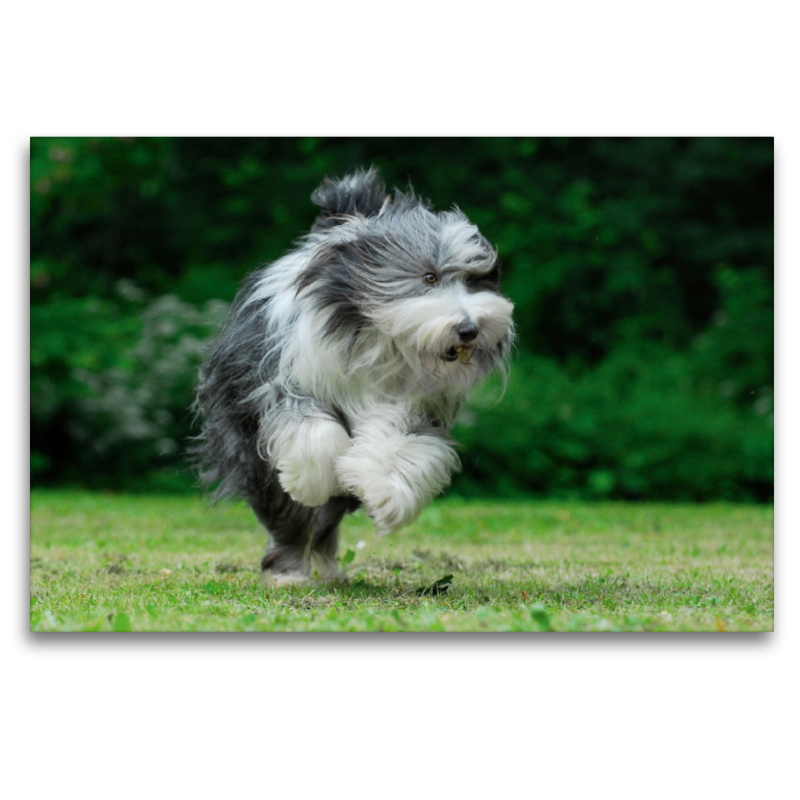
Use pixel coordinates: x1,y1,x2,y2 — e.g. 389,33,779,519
269,578,403,603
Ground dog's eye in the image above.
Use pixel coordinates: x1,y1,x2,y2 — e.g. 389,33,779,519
423,273,438,284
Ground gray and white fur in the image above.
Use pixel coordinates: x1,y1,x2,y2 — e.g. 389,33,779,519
192,167,514,585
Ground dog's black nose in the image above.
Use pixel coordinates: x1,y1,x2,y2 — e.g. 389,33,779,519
457,321,479,343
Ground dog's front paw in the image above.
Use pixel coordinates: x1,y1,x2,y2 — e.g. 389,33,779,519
335,415,459,534
363,482,422,535
277,465,331,508
271,417,353,507
340,466,421,534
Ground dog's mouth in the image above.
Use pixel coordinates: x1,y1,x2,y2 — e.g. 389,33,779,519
443,344,475,364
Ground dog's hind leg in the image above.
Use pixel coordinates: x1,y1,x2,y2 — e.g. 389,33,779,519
253,479,317,586
309,495,362,581
254,482,360,586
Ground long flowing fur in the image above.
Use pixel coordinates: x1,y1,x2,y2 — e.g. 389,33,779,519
191,167,514,584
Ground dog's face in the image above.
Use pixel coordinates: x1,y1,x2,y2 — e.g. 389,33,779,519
364,209,513,378
295,169,514,395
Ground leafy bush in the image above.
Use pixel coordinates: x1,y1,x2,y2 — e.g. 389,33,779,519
455,346,772,502
30,137,773,499
31,283,226,490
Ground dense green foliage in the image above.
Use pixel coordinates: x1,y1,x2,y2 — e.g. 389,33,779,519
30,137,773,499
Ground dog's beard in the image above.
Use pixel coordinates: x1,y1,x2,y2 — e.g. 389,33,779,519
373,287,514,391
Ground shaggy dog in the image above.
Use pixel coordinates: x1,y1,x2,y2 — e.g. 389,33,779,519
192,167,514,585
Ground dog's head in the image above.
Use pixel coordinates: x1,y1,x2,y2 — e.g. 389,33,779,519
296,167,514,394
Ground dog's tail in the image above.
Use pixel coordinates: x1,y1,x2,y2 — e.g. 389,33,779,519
310,166,390,230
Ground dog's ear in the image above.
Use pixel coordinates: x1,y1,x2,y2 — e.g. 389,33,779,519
311,167,390,231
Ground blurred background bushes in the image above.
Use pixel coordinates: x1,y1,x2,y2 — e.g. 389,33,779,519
30,137,773,500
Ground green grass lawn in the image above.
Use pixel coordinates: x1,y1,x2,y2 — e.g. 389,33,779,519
29,490,773,632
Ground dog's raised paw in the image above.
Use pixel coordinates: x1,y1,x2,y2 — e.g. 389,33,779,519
361,480,420,535
336,415,460,534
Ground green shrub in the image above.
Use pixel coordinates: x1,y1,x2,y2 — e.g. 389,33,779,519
30,137,773,499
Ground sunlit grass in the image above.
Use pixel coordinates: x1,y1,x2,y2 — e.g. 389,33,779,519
30,490,773,632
